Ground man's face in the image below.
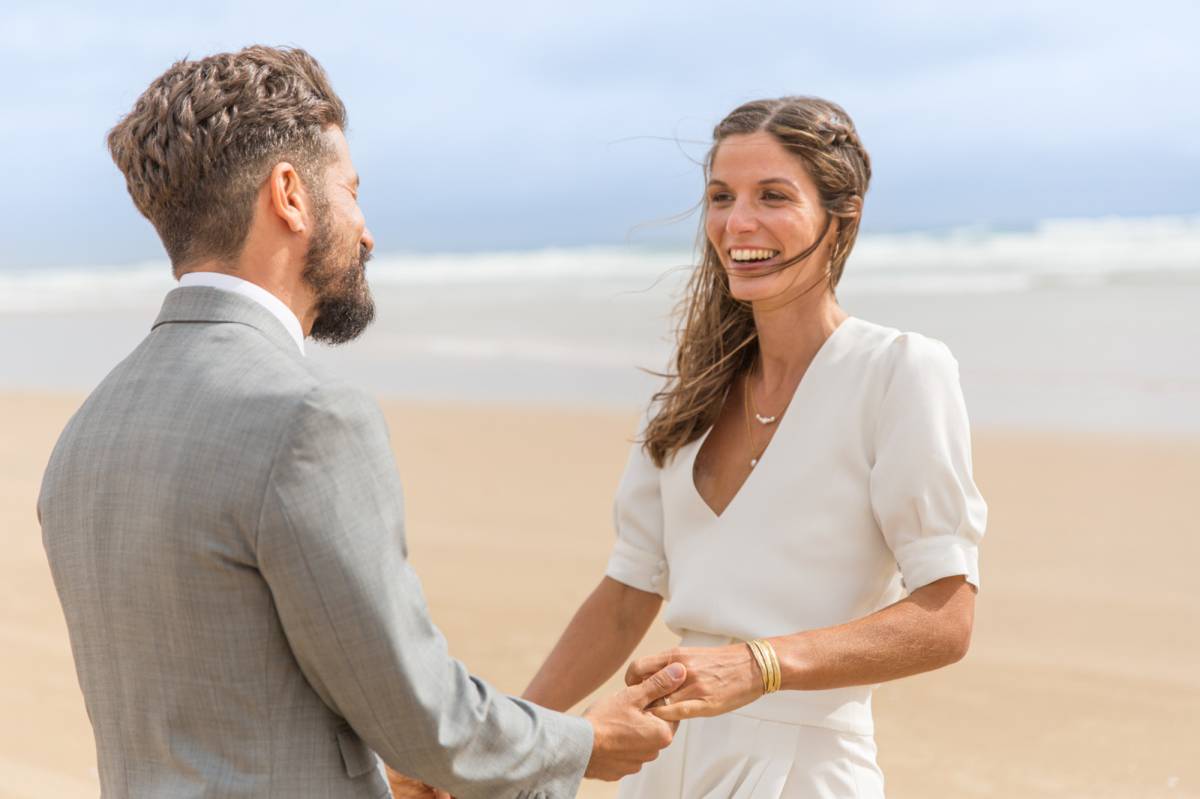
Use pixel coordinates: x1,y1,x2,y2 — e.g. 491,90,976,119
304,127,376,345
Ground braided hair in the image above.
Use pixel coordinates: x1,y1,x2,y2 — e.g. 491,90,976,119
107,46,347,273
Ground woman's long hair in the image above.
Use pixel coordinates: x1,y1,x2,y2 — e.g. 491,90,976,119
642,97,872,467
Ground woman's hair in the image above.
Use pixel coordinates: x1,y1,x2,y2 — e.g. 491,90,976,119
642,96,872,467
107,46,347,274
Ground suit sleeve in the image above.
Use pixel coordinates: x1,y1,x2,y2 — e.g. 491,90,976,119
256,382,592,798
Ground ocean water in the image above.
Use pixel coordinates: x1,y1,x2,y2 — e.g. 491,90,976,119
5,214,1199,312
2,215,1198,433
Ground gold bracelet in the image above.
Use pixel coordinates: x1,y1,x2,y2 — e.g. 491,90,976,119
763,639,782,693
746,640,770,694
761,639,778,694
747,639,781,695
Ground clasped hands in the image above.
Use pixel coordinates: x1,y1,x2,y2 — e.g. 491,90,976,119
627,643,766,722
387,644,761,796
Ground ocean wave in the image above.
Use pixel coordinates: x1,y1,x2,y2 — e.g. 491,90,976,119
0,261,175,313
3,215,1197,312
850,215,1200,276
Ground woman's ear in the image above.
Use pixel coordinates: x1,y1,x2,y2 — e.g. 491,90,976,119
830,195,863,237
841,194,863,220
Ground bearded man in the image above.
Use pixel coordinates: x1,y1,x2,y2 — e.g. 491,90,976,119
38,45,681,799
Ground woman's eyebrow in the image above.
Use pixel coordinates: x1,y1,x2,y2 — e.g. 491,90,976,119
757,177,798,189
706,177,799,189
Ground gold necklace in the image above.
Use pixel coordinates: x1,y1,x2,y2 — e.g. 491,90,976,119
746,362,778,425
742,373,764,469
743,360,790,468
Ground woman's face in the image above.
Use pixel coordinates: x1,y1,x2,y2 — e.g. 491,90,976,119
704,130,834,305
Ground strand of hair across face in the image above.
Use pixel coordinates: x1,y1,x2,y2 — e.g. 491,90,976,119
732,214,832,282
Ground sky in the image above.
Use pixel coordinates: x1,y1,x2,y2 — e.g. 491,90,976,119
0,0,1196,268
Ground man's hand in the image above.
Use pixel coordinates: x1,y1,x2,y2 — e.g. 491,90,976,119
385,765,452,798
582,662,686,781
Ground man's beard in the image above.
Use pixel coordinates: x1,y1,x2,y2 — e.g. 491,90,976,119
303,213,375,346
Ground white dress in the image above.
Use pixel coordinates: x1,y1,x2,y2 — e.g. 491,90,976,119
606,317,987,799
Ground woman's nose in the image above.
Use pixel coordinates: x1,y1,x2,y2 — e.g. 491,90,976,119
725,201,758,234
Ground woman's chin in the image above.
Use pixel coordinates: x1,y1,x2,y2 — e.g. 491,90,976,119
727,272,789,303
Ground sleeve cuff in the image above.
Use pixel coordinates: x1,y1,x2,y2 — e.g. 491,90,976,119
604,537,668,598
520,706,594,798
893,535,979,592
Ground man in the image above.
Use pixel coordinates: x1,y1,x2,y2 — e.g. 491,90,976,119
39,45,681,798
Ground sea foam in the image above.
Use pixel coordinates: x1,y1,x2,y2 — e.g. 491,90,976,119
3,214,1197,313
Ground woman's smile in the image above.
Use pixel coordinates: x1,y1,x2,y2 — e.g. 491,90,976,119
725,247,784,274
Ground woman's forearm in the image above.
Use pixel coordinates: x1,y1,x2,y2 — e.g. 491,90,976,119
522,576,662,712
775,575,975,691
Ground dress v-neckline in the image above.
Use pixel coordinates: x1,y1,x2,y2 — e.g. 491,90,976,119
688,317,855,520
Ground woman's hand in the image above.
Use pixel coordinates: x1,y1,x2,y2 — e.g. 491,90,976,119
624,644,763,723
385,765,452,798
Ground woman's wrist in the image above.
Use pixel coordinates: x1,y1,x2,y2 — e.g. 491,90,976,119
521,674,589,713
773,633,817,692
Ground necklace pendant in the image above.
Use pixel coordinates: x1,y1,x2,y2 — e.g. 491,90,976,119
754,413,777,425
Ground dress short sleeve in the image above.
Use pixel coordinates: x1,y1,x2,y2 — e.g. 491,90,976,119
604,438,669,598
869,333,987,591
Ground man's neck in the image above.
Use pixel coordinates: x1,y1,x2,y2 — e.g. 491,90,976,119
181,260,315,336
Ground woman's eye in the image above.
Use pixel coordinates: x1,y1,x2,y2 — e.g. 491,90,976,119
762,190,788,202
708,192,733,203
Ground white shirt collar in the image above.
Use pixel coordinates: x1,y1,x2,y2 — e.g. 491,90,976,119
178,272,305,356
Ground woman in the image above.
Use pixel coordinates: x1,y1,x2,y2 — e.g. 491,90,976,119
521,96,987,797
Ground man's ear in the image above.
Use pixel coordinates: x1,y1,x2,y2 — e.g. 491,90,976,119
266,161,309,234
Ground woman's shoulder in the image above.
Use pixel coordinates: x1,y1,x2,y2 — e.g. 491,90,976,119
842,317,958,377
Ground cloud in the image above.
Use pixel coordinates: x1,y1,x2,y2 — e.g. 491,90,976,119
1,0,1196,266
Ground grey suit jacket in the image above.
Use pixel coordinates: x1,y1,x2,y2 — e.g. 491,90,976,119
39,287,592,798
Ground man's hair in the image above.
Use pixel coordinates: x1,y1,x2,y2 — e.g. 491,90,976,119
107,45,347,273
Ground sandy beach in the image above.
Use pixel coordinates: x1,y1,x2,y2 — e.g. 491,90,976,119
3,4,1195,794
2,392,1197,798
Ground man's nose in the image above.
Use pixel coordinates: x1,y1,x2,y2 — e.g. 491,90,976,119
361,226,375,254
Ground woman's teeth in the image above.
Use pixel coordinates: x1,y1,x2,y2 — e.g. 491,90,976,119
729,248,779,262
